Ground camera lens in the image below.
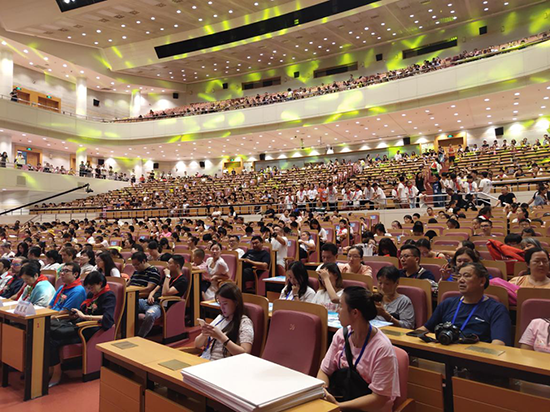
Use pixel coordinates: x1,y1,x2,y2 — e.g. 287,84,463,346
437,330,454,345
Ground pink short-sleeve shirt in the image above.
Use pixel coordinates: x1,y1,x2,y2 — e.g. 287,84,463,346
519,318,550,353
321,327,400,412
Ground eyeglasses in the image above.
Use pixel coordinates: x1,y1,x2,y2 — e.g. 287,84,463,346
531,260,549,266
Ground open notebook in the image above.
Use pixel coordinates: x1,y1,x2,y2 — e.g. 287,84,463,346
181,353,325,412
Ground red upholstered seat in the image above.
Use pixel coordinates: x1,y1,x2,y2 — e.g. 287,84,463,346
365,261,394,277
343,278,369,289
244,302,266,357
262,309,322,376
45,273,56,287
486,266,504,279
120,251,132,260
393,347,415,412
221,253,237,281
421,264,442,282
60,278,126,381
122,263,135,277
308,277,319,291
397,285,428,328
433,239,461,248
114,262,123,271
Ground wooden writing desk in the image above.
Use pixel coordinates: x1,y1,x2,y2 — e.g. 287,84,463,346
382,326,550,412
120,285,144,338
0,304,57,400
263,276,286,301
97,337,338,412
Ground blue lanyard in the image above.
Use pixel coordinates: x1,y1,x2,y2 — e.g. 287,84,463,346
285,289,292,300
204,317,225,351
339,324,372,368
452,297,483,331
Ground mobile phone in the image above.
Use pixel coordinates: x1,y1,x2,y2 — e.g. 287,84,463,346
406,329,428,338
197,318,206,327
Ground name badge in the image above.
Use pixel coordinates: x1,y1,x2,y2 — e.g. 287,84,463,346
14,300,36,316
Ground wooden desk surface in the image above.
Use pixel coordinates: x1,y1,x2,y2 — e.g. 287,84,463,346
99,338,338,412
383,326,550,377
0,305,57,320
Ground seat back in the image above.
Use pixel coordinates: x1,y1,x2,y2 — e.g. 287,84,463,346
421,264,442,282
365,261,395,277
44,273,56,287
221,252,239,281
342,273,373,291
106,277,127,337
122,263,135,277
243,294,269,357
398,277,433,319
393,347,410,411
397,285,427,328
262,300,327,376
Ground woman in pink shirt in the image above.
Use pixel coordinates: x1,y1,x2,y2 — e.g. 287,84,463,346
520,318,550,353
318,286,400,411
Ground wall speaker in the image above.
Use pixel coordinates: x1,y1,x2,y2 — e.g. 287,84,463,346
172,92,179,99
259,154,266,161
479,26,488,35
495,127,504,136
153,162,159,169
403,137,411,145
293,71,300,78
222,83,228,89
98,159,105,165
199,161,206,168
93,99,100,107
376,53,383,61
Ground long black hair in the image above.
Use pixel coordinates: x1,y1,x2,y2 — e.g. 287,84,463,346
215,283,245,348
97,251,116,277
283,261,309,298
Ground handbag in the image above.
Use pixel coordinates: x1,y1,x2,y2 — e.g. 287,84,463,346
328,326,372,402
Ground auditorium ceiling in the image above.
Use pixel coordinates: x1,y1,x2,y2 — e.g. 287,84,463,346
0,0,544,84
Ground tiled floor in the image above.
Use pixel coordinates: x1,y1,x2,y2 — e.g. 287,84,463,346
0,371,99,412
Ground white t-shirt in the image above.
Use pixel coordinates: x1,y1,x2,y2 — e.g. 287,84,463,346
312,289,344,312
279,286,316,302
397,183,407,201
271,236,288,267
205,257,230,281
200,314,254,361
479,178,492,197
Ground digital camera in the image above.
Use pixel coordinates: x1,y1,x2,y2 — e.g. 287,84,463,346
434,322,461,345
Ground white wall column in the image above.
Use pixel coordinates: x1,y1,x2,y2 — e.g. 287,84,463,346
0,48,14,98
0,133,12,161
75,76,87,117
130,89,142,118
76,147,87,168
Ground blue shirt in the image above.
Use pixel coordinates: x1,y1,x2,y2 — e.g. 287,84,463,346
49,284,87,312
424,296,511,345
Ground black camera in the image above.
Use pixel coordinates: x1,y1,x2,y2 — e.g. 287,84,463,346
434,322,461,345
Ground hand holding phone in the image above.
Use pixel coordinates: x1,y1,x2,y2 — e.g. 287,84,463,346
197,318,206,327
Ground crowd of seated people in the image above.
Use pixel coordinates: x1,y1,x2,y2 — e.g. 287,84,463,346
113,30,549,123
3,192,550,408
29,135,550,217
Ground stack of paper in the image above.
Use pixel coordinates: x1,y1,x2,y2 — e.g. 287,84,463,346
181,353,325,412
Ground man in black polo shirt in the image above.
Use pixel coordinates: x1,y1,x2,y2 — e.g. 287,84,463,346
497,186,516,207
398,245,435,281
137,254,188,338
241,235,271,293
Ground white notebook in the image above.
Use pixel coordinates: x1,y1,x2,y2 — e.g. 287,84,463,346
181,354,325,412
